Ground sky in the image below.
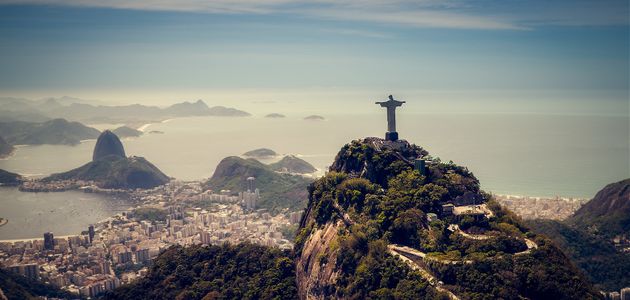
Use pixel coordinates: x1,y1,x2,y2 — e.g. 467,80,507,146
0,0,628,107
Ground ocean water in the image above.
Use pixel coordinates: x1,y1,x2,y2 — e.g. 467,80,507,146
0,187,130,240
0,112,627,199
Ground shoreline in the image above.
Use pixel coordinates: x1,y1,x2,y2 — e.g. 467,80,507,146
0,234,81,244
138,118,174,132
492,193,588,202
7,178,593,201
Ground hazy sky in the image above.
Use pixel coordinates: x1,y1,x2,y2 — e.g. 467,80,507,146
0,0,628,104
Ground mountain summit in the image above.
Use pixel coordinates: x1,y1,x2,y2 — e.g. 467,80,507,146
93,130,126,161
295,137,600,299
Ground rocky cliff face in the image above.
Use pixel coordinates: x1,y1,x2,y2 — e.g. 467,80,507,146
295,137,601,300
570,178,630,236
93,130,126,161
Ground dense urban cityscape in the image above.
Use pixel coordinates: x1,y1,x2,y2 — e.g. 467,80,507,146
3,179,629,298
494,194,589,220
0,180,301,298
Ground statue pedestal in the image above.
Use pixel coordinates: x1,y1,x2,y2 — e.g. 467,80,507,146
385,131,398,141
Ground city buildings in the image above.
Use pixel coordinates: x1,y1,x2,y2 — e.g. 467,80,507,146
0,180,297,298
43,232,54,251
494,194,588,220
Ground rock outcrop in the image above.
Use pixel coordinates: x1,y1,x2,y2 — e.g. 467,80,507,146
93,130,126,161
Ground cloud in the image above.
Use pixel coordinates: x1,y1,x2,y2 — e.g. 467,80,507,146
304,7,524,30
0,0,627,29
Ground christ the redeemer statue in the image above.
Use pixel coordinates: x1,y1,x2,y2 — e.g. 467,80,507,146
376,95,405,141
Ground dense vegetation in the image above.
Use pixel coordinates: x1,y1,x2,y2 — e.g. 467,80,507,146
131,207,168,222
527,219,630,291
569,178,630,238
296,138,601,299
45,155,170,189
427,237,597,299
525,179,630,291
0,268,75,300
205,156,312,212
0,118,100,145
103,243,297,300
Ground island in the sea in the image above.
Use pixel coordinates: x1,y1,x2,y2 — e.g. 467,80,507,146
0,97,252,125
269,155,317,174
264,113,286,118
303,115,324,121
242,148,278,159
111,126,143,138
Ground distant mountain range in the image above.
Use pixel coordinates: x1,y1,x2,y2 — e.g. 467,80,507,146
0,97,251,124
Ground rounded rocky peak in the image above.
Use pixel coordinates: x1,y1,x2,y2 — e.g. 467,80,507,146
92,130,126,161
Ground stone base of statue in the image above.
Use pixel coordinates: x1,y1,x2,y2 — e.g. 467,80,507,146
385,131,398,141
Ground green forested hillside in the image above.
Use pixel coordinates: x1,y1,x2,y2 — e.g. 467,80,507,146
526,178,630,291
205,156,312,212
296,138,601,299
45,155,170,189
0,269,75,300
102,243,297,300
